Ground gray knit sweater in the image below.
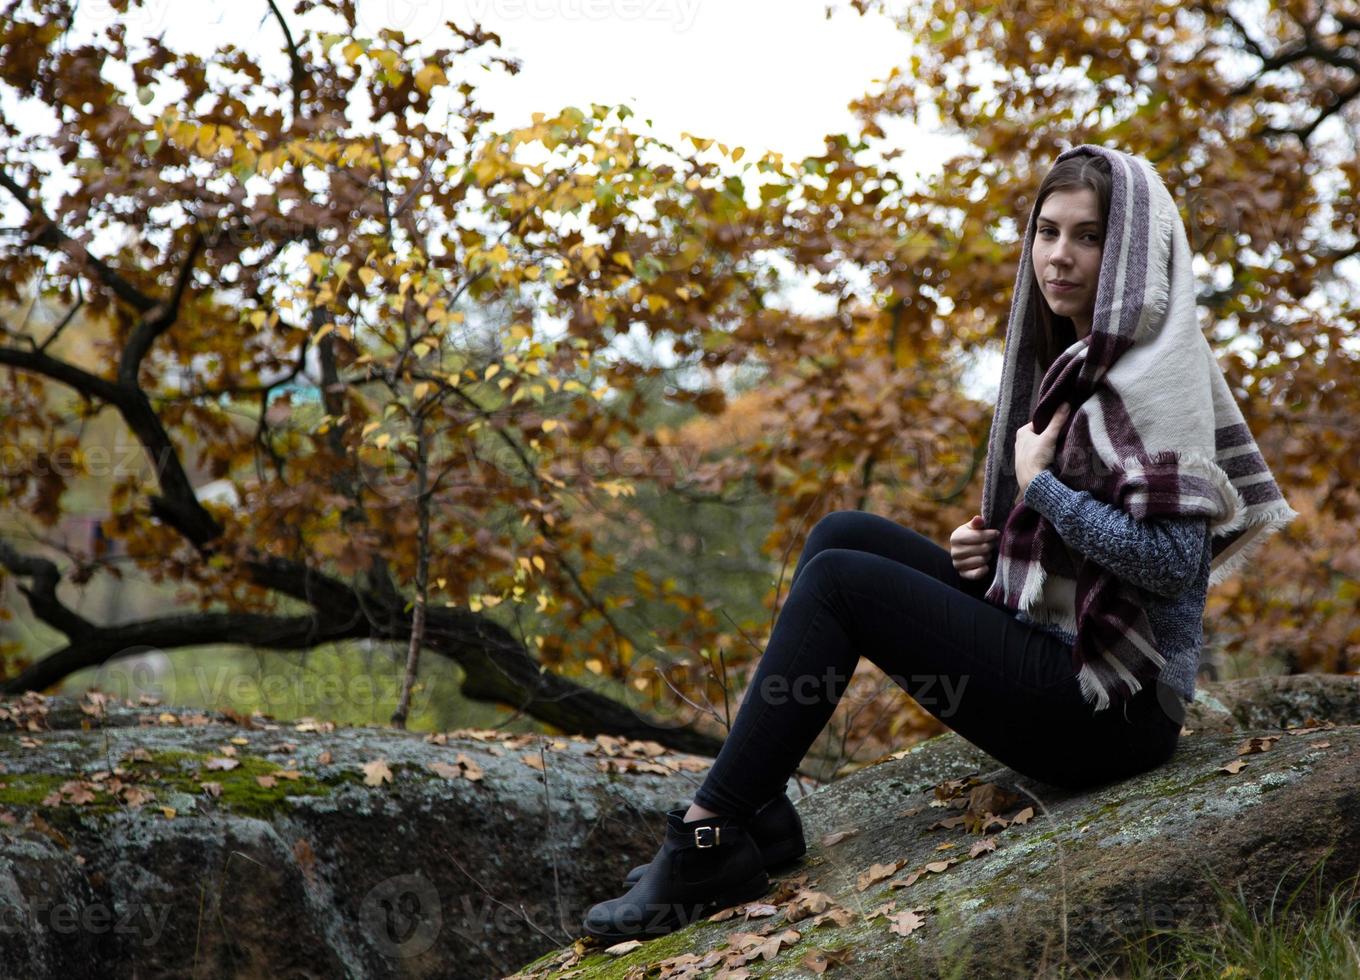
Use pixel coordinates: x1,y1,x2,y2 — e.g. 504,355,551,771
1013,467,1212,704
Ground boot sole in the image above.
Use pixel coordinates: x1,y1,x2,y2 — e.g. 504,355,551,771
584,871,771,945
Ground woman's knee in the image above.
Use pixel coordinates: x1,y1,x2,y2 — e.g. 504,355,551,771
805,510,871,555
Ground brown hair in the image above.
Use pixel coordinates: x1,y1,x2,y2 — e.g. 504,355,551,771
1027,153,1112,372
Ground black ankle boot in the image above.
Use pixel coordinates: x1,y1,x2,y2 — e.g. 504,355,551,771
582,811,771,944
620,793,806,887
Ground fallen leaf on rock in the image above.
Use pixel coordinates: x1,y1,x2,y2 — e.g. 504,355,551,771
1236,735,1281,756
603,939,643,956
456,752,484,781
43,780,98,806
256,775,277,789
710,968,751,980
28,812,69,848
820,829,857,847
1314,740,1331,748
784,889,838,922
317,750,333,765
521,754,545,771
856,861,905,892
363,758,393,786
709,901,779,922
276,769,302,780
730,928,801,965
927,814,968,831
294,838,316,883
933,842,956,851
966,782,1022,820
970,837,998,857
888,909,926,937
1219,759,1248,774
229,737,249,745
122,786,155,806
807,907,857,929
160,806,176,818
199,781,222,798
802,945,854,973
1010,806,1035,825
976,813,1010,833
890,870,923,889
933,774,977,797
204,757,239,771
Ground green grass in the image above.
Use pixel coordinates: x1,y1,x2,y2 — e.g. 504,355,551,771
1078,857,1360,980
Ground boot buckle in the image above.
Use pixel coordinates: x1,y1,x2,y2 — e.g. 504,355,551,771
693,825,719,848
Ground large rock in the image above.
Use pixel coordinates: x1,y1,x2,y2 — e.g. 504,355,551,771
0,690,758,979
1,675,1356,979
513,674,1360,979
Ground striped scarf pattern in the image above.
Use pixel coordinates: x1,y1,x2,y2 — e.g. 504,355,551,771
980,144,1299,713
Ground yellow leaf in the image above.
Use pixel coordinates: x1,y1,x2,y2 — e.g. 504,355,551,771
361,421,381,437
312,322,335,344
612,251,634,271
532,555,546,573
305,252,326,276
541,419,559,432
375,433,391,449
358,267,377,288
415,63,447,94
341,41,364,66
484,363,501,381
413,382,431,400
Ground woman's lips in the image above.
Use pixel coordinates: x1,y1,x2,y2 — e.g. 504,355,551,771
1047,281,1079,293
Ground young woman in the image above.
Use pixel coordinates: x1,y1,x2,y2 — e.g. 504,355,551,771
581,145,1298,944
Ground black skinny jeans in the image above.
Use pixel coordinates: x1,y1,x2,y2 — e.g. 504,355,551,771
692,510,1183,820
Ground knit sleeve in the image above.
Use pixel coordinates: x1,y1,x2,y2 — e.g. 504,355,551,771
1022,467,1208,598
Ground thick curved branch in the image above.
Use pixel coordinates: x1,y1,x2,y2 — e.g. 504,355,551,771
0,545,727,754
0,609,368,694
0,540,94,640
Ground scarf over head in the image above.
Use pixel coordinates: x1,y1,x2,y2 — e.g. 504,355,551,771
980,144,1299,713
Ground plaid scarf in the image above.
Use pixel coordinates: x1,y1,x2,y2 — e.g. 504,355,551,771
980,144,1299,713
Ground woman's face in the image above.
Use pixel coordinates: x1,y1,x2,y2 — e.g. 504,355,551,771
1032,187,1103,339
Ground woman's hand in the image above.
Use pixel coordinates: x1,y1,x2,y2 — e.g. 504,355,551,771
951,514,1000,581
1015,402,1071,496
